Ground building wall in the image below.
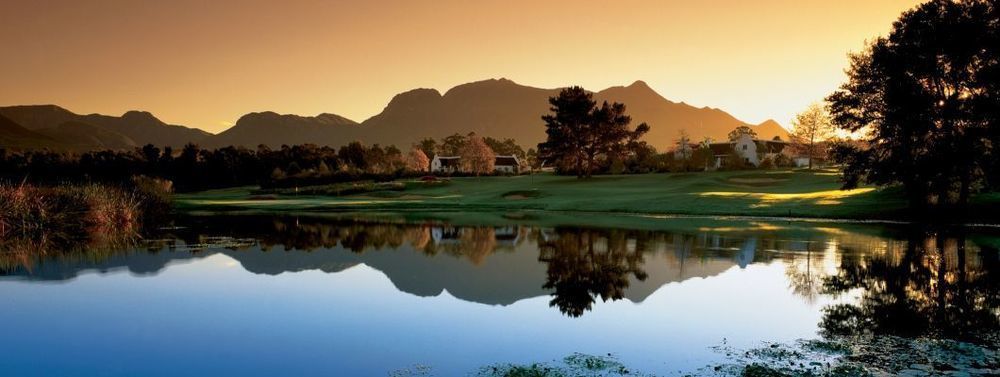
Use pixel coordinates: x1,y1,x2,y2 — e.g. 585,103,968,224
495,165,516,173
431,157,460,173
733,134,760,166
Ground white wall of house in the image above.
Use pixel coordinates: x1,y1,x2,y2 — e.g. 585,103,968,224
733,134,760,166
430,156,460,173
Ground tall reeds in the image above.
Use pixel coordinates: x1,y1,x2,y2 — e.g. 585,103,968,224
0,177,173,272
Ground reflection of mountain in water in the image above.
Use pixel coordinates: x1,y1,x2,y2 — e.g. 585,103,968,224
1,217,788,306
7,217,1000,324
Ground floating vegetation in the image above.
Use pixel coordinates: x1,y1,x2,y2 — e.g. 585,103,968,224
476,353,652,377
706,335,1000,376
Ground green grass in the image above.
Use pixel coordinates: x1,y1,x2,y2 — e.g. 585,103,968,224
174,168,951,220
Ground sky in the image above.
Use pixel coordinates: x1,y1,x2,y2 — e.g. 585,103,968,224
0,0,923,133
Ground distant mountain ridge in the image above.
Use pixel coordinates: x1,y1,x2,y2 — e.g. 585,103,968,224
0,113,63,150
0,105,210,150
206,111,359,149
1,79,789,151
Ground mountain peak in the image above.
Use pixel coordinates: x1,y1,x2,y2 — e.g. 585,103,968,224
628,80,651,89
754,119,790,137
121,110,160,122
385,88,443,108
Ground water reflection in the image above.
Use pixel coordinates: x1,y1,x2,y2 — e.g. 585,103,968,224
2,215,999,342
539,228,648,317
819,230,1000,343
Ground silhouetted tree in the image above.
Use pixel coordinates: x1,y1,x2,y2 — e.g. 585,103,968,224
415,138,437,161
827,0,1000,213
538,86,649,178
437,133,467,157
727,125,757,142
483,137,526,158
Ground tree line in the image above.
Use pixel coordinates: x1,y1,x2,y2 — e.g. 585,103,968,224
0,136,519,192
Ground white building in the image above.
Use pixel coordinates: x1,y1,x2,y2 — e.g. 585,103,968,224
493,155,522,174
430,155,523,174
430,156,461,173
708,134,790,169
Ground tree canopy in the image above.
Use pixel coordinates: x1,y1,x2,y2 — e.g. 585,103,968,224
727,126,757,142
790,103,835,169
827,0,1000,213
538,86,650,178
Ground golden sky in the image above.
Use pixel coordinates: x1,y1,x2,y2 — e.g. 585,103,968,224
0,0,922,133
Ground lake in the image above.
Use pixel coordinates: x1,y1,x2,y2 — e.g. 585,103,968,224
2,214,998,376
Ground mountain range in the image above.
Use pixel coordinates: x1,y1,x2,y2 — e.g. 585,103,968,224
0,79,788,152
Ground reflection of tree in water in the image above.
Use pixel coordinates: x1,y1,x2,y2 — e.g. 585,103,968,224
783,240,832,305
266,218,409,252
253,218,517,265
538,228,649,317
819,230,1000,342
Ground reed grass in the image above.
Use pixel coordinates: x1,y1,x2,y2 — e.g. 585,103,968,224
0,176,173,272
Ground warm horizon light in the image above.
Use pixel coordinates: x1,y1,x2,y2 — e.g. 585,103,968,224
1,0,922,133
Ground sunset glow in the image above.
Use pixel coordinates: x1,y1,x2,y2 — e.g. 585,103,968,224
1,0,922,133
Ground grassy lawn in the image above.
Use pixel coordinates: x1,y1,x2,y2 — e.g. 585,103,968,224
175,168,931,220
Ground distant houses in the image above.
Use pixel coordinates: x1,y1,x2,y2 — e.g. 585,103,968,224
674,133,815,170
430,155,524,174
430,156,462,173
708,133,793,168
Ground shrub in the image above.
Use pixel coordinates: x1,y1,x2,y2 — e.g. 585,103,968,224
759,156,775,169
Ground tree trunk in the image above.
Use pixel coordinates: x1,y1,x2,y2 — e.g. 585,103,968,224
586,154,595,179
808,136,814,170
958,170,971,209
575,155,583,179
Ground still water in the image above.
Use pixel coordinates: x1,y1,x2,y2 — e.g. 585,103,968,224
1,215,998,376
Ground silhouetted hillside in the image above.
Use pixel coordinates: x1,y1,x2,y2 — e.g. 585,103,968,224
36,121,138,151
206,111,359,148
0,105,209,148
0,113,63,150
594,80,787,145
360,78,787,150
2,79,789,151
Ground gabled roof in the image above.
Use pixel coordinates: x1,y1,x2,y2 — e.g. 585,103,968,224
707,143,732,155
706,139,790,155
495,155,519,166
755,140,788,154
435,156,461,167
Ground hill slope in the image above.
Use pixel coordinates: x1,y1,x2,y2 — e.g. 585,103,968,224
358,79,788,150
206,112,360,148
2,79,789,151
0,114,64,150
0,105,210,148
36,121,138,151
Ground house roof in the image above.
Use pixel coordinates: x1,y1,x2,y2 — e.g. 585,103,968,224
755,140,788,153
707,143,732,155
495,155,519,166
435,156,461,167
706,139,790,156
